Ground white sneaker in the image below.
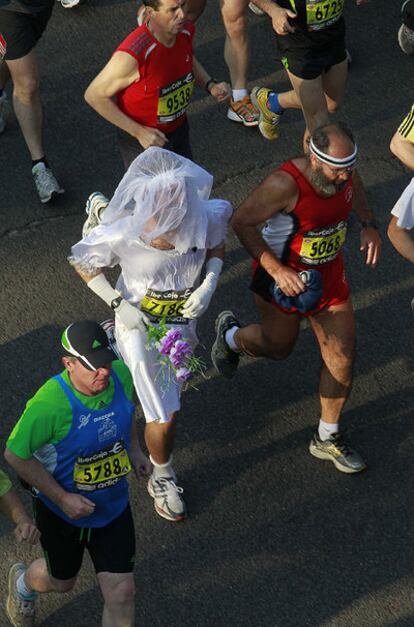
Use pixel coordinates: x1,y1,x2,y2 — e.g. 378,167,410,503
32,162,64,204
147,475,187,522
58,0,81,7
6,562,35,627
82,192,109,238
0,91,7,134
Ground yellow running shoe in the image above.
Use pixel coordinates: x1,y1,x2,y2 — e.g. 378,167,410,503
250,86,282,141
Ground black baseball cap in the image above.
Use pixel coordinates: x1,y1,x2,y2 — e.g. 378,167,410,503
61,321,116,371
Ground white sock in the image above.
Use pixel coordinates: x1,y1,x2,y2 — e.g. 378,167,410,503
16,572,37,600
318,420,339,442
232,88,248,101
224,326,240,351
150,454,175,480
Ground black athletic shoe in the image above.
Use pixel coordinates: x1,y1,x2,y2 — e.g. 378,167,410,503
211,310,241,378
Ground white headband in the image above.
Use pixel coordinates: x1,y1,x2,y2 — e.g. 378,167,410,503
309,137,358,168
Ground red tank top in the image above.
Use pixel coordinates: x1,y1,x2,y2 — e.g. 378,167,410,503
116,23,195,134
279,160,354,270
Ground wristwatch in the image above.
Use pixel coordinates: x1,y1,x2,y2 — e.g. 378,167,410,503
110,296,123,310
361,220,378,230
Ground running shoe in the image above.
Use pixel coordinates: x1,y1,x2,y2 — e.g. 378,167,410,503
58,0,81,7
147,475,187,522
398,24,414,54
0,90,7,134
250,86,282,141
227,96,259,127
248,2,265,15
32,162,64,204
6,563,35,627
399,0,414,54
211,310,241,379
82,191,109,238
309,431,366,474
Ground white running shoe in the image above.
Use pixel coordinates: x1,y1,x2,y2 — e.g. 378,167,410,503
58,0,81,8
6,562,35,627
147,475,187,522
82,192,109,238
32,162,64,204
0,91,7,134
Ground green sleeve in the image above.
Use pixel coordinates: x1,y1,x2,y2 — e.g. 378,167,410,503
112,360,134,401
0,470,12,497
6,378,72,460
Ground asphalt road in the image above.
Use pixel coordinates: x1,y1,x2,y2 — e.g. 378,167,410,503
1,1,414,625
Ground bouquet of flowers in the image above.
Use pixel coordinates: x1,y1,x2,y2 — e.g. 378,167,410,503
146,318,206,388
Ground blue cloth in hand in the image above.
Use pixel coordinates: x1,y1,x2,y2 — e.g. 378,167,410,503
270,269,323,314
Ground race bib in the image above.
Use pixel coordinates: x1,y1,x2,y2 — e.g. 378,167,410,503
157,73,194,124
306,0,344,30
299,221,347,265
141,288,193,324
74,440,131,492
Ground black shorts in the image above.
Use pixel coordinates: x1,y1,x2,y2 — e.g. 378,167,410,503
280,39,347,80
0,5,53,60
117,117,193,170
33,499,136,581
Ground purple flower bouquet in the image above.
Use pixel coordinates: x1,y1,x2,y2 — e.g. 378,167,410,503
146,318,206,388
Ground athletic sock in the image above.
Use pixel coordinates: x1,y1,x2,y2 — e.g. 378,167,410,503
318,420,339,442
266,92,284,114
150,454,175,480
232,88,248,101
16,573,37,601
224,325,241,351
32,157,49,169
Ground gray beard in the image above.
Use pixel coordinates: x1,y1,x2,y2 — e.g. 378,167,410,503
310,169,347,196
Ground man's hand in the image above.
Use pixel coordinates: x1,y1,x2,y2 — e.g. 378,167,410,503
130,450,151,479
135,126,168,150
59,493,96,519
14,519,40,545
117,300,150,332
272,266,306,296
360,227,381,266
209,82,231,103
268,6,297,35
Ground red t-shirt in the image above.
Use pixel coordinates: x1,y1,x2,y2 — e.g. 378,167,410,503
116,22,195,134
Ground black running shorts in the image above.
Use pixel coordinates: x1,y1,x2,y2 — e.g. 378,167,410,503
280,38,347,80
0,5,53,60
33,499,136,581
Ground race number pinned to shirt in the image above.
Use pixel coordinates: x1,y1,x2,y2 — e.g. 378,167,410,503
157,72,194,124
299,221,347,265
74,440,131,492
141,287,193,324
306,0,344,30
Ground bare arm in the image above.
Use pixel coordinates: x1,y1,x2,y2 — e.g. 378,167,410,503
352,170,382,266
129,415,151,478
0,489,40,544
84,51,167,149
4,450,95,520
249,0,297,35
192,56,230,103
390,131,414,170
388,216,414,264
231,171,305,296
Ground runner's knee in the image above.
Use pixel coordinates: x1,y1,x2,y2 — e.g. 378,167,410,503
103,576,135,605
13,74,39,102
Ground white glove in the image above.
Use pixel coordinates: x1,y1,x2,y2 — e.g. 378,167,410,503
87,274,150,332
182,257,223,319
